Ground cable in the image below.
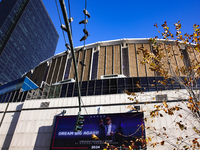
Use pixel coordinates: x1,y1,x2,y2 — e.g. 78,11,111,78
55,0,67,44
83,0,88,47
68,0,73,36
80,97,105,149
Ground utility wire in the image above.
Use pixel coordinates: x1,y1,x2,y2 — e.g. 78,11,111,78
56,0,103,148
68,0,73,35
80,97,105,149
55,0,67,44
83,0,87,47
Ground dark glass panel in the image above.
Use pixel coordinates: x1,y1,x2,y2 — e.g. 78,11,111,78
73,90,78,97
88,90,94,95
118,87,125,93
110,88,117,94
67,92,73,97
48,86,55,98
67,83,74,97
126,87,133,92
148,77,156,84
13,90,20,102
68,83,74,91
17,92,23,102
91,51,99,80
126,78,132,86
81,91,87,96
103,88,109,94
141,86,149,92
0,95,4,103
81,81,88,89
21,91,28,102
103,79,109,87
122,48,129,77
141,77,148,84
95,89,102,95
54,85,61,98
60,84,67,97
88,81,94,88
118,78,124,86
1,93,7,103
157,86,166,91
96,80,102,87
110,79,117,87
64,58,72,80
9,91,15,102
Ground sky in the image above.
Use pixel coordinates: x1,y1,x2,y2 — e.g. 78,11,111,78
42,0,200,55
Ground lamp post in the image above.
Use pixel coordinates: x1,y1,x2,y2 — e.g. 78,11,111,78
59,0,82,113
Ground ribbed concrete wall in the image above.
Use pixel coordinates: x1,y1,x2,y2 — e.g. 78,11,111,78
25,39,197,87
0,89,198,149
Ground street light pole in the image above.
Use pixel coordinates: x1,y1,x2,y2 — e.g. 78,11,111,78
59,0,82,113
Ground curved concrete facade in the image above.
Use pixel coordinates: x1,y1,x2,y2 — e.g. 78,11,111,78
25,38,198,87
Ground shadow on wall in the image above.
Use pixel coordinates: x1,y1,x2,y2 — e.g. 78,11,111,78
34,111,65,150
1,103,23,150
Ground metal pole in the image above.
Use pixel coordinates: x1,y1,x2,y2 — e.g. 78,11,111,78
59,0,82,112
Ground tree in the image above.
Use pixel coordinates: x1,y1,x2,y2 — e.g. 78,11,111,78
127,21,200,150
92,22,200,150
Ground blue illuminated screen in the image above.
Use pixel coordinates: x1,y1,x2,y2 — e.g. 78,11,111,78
50,112,145,150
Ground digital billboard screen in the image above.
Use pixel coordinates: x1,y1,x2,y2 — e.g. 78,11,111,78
50,112,145,150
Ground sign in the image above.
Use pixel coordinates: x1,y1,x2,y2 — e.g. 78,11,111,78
50,112,145,150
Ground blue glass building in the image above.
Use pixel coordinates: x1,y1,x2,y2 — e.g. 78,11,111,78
0,0,59,84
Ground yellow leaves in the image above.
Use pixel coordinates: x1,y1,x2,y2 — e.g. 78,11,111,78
176,122,187,130
154,23,158,28
161,141,165,145
91,134,99,140
160,80,167,85
141,124,145,131
193,126,200,133
162,100,168,108
147,136,152,142
104,142,109,147
136,84,141,88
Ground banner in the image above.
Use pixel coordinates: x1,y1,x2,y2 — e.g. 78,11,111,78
50,112,145,150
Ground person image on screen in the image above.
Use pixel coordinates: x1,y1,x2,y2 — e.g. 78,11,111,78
100,117,117,141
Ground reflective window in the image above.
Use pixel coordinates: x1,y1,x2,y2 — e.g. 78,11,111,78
13,90,20,102
48,86,55,98
64,58,72,80
67,83,74,97
81,81,87,96
17,92,23,102
0,0,59,83
91,51,99,80
95,80,102,95
21,91,27,102
54,85,61,98
122,48,129,77
103,80,109,94
60,84,67,97
88,81,94,95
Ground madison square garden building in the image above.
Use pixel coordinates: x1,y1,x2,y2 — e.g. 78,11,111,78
0,38,199,150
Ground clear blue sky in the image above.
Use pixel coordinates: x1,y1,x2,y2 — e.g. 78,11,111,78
42,0,200,55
